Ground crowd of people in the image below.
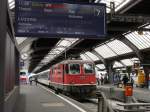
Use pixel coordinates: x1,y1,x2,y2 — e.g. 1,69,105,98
113,73,135,87
96,71,136,87
96,72,109,85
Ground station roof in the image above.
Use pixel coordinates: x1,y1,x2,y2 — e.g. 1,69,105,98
8,0,150,73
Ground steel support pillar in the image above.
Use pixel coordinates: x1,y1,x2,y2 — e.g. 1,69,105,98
0,0,7,111
92,50,105,64
142,59,150,88
105,61,114,84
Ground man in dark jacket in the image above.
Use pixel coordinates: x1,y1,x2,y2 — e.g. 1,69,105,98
34,77,38,86
29,77,32,85
122,75,129,86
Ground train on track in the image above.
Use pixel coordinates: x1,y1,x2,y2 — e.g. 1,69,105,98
38,60,96,98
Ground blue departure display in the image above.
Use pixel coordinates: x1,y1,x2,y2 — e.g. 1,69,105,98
15,0,106,38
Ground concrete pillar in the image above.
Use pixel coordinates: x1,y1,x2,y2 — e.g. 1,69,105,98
15,49,20,86
0,0,7,111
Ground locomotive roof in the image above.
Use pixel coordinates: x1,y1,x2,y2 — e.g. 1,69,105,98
51,60,95,68
60,60,94,64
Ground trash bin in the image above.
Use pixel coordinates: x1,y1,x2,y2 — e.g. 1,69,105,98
125,83,133,96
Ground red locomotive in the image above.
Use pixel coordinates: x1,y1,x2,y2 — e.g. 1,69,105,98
48,60,96,97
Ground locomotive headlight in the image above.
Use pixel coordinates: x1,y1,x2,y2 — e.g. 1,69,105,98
70,82,75,84
90,82,94,84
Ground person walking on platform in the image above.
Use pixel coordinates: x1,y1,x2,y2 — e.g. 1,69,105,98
34,77,38,86
29,77,32,85
122,75,129,87
101,74,104,85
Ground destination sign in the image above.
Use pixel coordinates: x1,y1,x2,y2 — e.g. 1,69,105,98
15,0,106,38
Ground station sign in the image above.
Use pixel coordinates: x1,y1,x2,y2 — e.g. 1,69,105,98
15,0,106,38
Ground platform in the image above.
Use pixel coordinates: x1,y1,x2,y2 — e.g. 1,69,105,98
97,85,150,102
13,83,93,112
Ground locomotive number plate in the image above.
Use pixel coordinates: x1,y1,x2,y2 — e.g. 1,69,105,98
80,76,86,80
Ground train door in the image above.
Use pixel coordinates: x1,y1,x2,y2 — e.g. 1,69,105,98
57,64,63,84
62,64,65,84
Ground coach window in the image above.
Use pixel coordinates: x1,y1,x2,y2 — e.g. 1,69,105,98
69,63,80,74
51,68,54,75
83,63,94,74
65,64,69,74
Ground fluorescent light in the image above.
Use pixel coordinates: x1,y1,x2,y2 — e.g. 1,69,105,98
34,38,79,72
10,5,15,9
9,1,14,6
8,0,14,3
115,0,131,11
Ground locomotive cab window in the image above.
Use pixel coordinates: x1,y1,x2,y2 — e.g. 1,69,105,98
83,63,94,74
69,63,80,74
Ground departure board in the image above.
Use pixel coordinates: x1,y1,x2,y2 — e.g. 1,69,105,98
15,0,106,38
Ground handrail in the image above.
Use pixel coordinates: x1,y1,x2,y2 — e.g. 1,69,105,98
117,103,150,106
101,92,115,112
96,91,115,112
131,96,138,103
116,102,150,112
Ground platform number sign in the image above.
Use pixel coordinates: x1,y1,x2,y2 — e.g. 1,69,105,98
15,0,106,38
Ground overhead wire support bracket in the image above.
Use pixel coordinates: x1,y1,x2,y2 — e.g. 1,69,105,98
108,2,150,24
110,2,115,19
110,14,150,23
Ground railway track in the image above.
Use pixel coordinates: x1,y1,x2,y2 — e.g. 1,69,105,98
38,81,99,112
79,98,98,112
38,81,126,112
39,80,150,112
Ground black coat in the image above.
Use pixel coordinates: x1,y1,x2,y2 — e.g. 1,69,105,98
122,76,129,84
